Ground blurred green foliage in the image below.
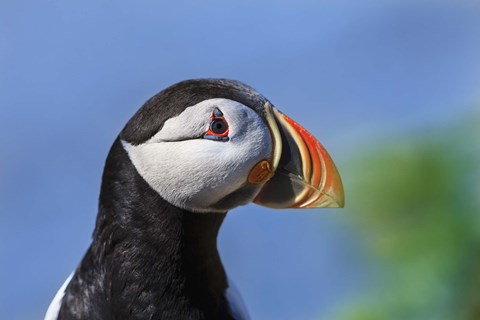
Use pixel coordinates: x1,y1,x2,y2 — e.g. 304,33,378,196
331,112,480,320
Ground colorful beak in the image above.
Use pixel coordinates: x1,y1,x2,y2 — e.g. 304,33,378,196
253,103,344,209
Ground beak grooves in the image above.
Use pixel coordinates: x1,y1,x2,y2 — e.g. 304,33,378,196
254,104,345,209
278,111,343,208
263,102,283,173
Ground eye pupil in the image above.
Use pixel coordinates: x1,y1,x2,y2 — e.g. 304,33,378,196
211,119,228,134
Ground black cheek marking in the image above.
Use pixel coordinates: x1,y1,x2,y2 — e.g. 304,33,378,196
213,107,224,118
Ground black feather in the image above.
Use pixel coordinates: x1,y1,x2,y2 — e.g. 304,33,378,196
57,79,269,319
58,139,234,319
121,79,268,145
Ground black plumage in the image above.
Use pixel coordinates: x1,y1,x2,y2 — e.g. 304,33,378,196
57,79,269,320
122,79,269,145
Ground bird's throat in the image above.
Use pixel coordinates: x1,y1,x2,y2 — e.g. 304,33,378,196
58,139,233,320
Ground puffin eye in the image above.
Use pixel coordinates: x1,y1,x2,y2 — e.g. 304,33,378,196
203,108,230,142
210,119,228,135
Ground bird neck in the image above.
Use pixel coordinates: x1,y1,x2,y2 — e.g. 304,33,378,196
70,139,233,319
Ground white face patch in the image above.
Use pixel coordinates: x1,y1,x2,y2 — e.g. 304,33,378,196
122,98,273,213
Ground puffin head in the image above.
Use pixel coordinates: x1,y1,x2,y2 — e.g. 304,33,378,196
120,79,344,213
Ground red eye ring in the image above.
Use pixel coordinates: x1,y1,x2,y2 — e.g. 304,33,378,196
203,108,229,141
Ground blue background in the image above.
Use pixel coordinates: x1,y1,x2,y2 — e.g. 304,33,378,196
1,1,479,319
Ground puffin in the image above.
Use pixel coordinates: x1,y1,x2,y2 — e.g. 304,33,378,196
45,79,344,320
